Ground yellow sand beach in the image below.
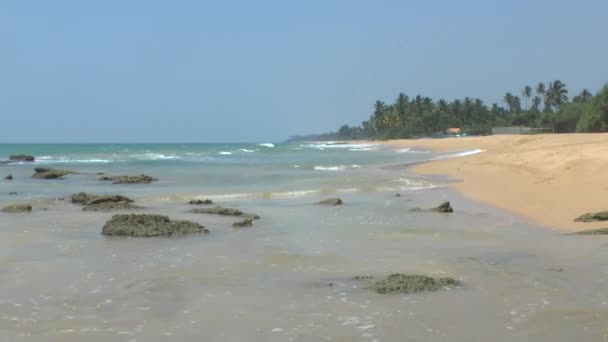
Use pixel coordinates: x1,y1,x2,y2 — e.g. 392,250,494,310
382,134,608,231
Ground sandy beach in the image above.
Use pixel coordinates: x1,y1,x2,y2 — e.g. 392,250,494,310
380,133,608,232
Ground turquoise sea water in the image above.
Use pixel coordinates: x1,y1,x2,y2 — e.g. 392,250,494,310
0,142,451,201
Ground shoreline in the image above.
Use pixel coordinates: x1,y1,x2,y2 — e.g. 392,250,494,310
369,133,608,232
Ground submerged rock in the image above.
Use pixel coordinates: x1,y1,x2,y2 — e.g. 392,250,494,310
102,214,208,237
2,203,32,213
232,217,254,228
8,192,17,195
574,211,608,223
394,193,401,197
9,155,35,162
190,206,243,216
571,227,608,235
316,198,343,206
353,275,375,280
373,274,459,294
32,167,75,179
4,174,13,180
189,199,213,205
71,192,141,211
100,174,158,184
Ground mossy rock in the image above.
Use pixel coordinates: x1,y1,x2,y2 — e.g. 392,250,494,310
316,198,343,206
373,274,459,294
571,227,608,235
574,211,608,222
189,199,213,205
233,217,254,228
102,214,208,237
83,202,143,212
430,201,453,213
71,192,140,211
100,174,158,184
2,204,32,213
32,167,75,179
190,206,244,216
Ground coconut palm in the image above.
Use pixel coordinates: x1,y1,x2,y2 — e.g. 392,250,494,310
536,82,546,96
521,85,532,109
545,80,569,111
573,89,593,102
531,96,542,111
503,92,514,112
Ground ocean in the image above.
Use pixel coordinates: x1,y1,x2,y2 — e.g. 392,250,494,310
1,142,607,341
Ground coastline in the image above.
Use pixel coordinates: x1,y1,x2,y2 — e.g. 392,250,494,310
374,133,608,232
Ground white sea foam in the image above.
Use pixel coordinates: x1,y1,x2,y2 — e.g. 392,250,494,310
427,149,485,161
132,153,180,160
218,151,232,155
301,142,380,151
239,149,255,153
258,143,275,148
34,156,112,164
314,165,346,171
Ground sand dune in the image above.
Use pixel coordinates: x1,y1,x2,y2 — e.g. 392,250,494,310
383,134,608,231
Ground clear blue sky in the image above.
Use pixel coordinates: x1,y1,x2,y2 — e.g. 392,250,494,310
1,0,607,142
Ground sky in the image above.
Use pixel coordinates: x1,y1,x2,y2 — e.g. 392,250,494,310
1,0,607,143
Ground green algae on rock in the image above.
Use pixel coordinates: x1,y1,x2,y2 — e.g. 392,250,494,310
2,204,32,213
232,217,254,228
190,206,243,216
373,274,459,294
100,174,158,184
571,227,608,235
71,192,142,211
574,211,608,222
32,167,76,179
102,214,208,237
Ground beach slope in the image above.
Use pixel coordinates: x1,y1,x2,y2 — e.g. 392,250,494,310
384,134,608,231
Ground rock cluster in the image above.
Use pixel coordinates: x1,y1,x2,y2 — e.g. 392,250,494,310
372,274,459,294
2,204,32,213
100,174,158,184
71,192,142,211
32,167,75,179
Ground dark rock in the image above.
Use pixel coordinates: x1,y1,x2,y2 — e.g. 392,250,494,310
316,198,343,206
373,274,459,294
571,227,608,235
71,192,141,211
574,211,608,223
102,214,208,237
32,167,75,179
190,206,243,216
100,174,158,184
233,217,254,228
189,199,213,205
430,201,453,213
83,202,143,211
2,204,32,213
4,175,13,180
8,192,17,195
394,193,401,197
353,275,375,280
9,155,35,162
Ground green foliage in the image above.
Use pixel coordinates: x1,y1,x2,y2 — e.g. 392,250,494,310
302,82,608,142
554,102,593,133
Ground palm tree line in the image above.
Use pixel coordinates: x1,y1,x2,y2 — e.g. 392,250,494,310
291,80,604,141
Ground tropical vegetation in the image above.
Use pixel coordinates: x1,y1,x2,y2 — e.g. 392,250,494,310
289,81,608,141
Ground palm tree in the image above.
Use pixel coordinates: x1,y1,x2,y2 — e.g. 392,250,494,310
573,89,593,102
545,80,569,111
503,92,514,112
521,85,532,110
395,93,408,125
536,82,546,96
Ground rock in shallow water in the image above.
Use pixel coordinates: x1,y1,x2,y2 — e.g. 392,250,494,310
574,211,608,222
316,198,343,206
430,201,453,213
232,217,254,228
4,174,13,180
71,192,142,211
2,204,32,213
189,199,213,205
9,155,35,162
571,227,608,235
100,174,158,184
373,274,459,294
102,214,208,237
190,206,243,216
32,167,75,179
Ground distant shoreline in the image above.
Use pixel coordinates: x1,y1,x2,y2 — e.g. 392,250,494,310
361,133,608,232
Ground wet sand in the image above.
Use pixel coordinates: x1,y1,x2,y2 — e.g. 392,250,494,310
379,134,608,231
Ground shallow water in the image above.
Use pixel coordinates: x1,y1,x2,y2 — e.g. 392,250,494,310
1,143,607,341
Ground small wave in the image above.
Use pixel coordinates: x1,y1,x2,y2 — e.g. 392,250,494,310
218,151,232,155
428,149,485,161
239,149,255,153
258,143,275,148
132,153,180,160
314,165,346,171
301,142,379,151
34,157,112,164
396,147,430,154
